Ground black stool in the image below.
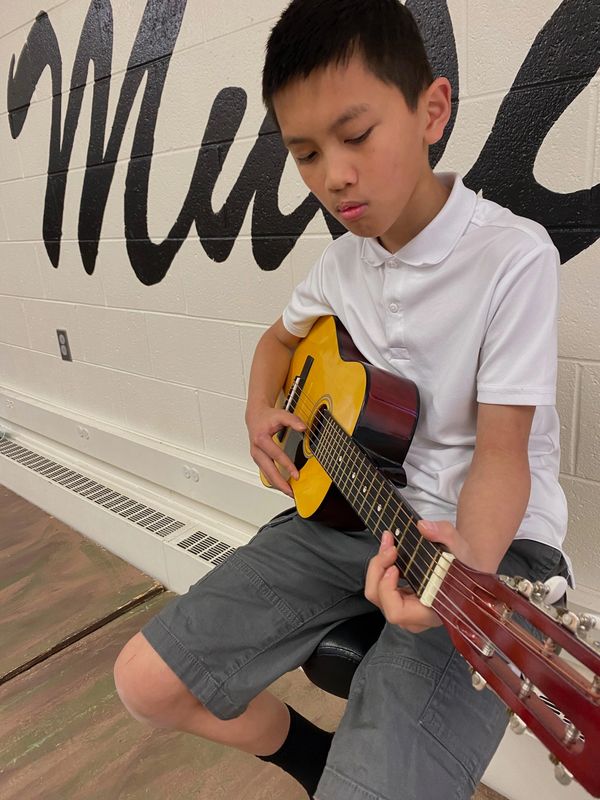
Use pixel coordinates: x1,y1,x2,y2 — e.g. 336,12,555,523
302,610,385,699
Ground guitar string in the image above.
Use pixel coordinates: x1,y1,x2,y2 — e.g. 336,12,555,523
290,391,599,729
313,395,591,699
313,400,600,697
312,405,592,694
278,393,586,688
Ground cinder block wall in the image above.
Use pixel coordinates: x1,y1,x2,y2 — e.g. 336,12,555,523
0,1,598,601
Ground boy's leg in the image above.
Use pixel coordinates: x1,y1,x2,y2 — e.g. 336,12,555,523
114,630,291,754
315,622,506,800
114,510,379,789
315,539,570,800
115,632,333,796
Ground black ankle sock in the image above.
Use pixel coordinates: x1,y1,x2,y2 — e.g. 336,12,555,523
257,704,334,797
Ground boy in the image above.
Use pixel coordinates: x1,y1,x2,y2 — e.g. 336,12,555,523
114,2,570,798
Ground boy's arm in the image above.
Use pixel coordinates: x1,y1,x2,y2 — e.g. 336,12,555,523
245,317,305,498
454,402,535,572
365,402,535,632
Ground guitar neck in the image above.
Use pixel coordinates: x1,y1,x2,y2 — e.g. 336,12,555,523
311,408,442,596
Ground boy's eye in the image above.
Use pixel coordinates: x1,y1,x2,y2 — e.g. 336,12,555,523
347,127,373,144
294,126,373,164
297,151,316,164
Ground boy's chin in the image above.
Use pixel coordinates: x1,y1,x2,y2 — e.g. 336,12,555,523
341,218,382,239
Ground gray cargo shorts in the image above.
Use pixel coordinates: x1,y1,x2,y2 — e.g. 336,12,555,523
141,509,569,800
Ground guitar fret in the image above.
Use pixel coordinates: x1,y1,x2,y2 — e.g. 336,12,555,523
325,414,393,525
322,416,362,514
321,416,336,474
341,447,368,514
354,455,377,515
324,420,341,481
350,460,375,517
362,465,383,521
410,549,440,596
395,515,413,553
391,514,431,594
403,536,422,576
362,472,386,528
417,554,437,597
372,485,396,538
310,409,442,596
329,420,349,487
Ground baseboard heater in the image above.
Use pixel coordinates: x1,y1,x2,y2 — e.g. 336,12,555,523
0,435,237,570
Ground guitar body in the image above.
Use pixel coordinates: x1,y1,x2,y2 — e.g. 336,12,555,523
267,316,419,528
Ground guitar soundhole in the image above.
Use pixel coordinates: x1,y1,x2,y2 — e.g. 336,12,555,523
283,428,308,473
307,403,329,455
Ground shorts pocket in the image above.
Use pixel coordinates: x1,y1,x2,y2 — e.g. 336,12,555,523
419,649,508,791
245,507,298,545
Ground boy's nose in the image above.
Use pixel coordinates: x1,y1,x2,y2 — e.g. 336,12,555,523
324,158,357,193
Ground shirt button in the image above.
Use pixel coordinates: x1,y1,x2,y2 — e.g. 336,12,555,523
388,258,399,267
389,302,399,313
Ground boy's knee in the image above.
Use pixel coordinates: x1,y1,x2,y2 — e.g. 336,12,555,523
113,631,187,724
113,632,149,719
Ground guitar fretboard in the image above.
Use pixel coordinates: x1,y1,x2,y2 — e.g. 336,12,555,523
311,407,442,597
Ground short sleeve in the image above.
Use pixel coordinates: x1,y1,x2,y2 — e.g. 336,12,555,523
282,248,335,337
477,243,559,406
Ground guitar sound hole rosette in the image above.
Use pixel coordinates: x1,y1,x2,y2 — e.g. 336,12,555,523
305,400,331,457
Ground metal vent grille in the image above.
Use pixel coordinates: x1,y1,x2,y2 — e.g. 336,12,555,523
0,437,195,540
176,530,235,566
0,436,238,567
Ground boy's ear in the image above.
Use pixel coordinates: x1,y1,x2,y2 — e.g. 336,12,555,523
423,77,452,146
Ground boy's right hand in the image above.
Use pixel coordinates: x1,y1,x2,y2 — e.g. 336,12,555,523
246,406,306,498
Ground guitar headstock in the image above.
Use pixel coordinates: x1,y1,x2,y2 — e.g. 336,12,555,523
432,560,600,797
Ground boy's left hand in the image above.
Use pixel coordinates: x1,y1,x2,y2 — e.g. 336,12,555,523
364,520,475,633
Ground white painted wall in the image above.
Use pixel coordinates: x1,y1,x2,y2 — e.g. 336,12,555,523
0,0,598,608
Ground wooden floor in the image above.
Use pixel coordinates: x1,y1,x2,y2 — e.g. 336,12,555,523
0,484,506,799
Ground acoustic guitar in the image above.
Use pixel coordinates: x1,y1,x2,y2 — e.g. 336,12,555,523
260,315,600,797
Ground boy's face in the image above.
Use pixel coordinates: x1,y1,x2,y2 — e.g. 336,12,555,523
273,53,449,251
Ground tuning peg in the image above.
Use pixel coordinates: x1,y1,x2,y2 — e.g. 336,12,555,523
531,580,549,601
578,613,599,631
498,574,519,590
559,609,580,633
500,574,568,606
562,722,581,746
516,578,534,598
509,713,527,734
527,578,567,619
550,755,574,786
471,671,487,691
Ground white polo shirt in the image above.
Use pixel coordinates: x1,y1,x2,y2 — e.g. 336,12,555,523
283,172,569,559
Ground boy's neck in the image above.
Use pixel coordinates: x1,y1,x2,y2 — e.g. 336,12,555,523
377,169,452,255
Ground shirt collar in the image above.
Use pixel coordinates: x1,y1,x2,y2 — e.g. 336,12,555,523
360,172,477,268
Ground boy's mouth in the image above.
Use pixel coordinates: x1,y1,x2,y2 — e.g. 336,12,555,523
337,202,368,221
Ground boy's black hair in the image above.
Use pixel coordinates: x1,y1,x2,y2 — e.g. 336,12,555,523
262,0,434,121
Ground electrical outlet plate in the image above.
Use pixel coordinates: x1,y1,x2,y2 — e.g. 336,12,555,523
56,329,72,361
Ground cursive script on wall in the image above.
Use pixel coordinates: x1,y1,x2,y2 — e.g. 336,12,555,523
6,0,600,285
